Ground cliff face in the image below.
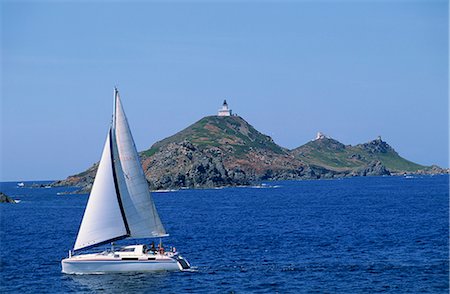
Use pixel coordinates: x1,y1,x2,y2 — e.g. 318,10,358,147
53,116,445,193
142,140,250,190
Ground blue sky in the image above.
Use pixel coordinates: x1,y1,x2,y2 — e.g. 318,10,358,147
1,0,448,181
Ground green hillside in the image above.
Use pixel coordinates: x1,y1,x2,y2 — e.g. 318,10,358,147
142,115,286,158
292,136,425,173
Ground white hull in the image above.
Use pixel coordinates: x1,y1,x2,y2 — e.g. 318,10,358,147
61,248,190,274
62,258,181,274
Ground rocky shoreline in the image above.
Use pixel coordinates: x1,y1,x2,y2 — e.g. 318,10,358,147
52,116,448,194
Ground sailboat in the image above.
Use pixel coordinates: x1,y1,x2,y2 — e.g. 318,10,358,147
61,88,190,274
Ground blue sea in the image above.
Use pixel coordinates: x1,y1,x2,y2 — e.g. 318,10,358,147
1,176,448,293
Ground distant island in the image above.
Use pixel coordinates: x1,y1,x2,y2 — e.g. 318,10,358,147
52,101,447,193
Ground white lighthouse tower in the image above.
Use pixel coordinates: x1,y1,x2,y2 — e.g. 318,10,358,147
218,100,232,116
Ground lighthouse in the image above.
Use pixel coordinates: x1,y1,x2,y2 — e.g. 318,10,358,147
218,100,232,116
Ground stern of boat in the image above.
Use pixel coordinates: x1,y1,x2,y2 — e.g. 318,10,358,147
172,253,191,270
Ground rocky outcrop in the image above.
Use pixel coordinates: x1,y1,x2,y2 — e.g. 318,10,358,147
142,140,250,190
351,161,390,177
52,163,97,194
400,165,449,176
356,137,394,154
0,192,16,203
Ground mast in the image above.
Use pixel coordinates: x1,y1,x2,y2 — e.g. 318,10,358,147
110,87,131,236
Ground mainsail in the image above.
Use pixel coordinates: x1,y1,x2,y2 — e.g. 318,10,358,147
73,89,167,252
112,89,167,238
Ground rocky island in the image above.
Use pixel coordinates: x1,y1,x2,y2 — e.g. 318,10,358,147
0,192,17,203
52,102,447,193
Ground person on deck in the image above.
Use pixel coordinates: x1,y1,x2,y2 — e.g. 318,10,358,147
150,241,156,252
158,242,165,254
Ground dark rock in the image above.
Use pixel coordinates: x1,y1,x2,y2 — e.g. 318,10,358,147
356,138,394,154
348,154,364,160
0,192,16,203
352,161,390,176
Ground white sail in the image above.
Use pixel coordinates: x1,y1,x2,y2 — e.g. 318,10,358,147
74,132,128,251
112,89,167,238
